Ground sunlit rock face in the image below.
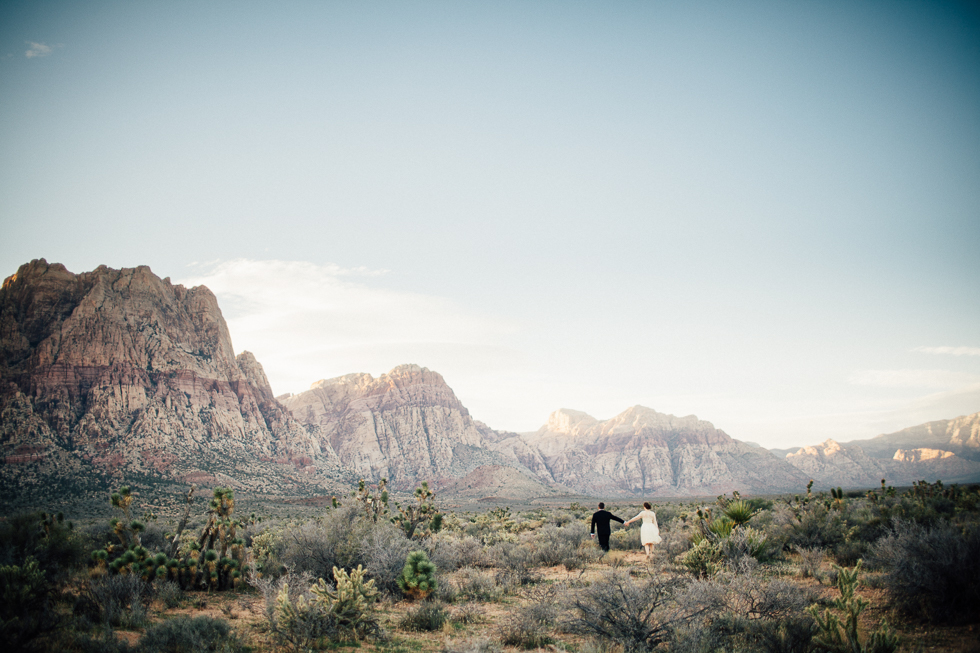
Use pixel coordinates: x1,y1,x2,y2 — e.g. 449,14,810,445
893,448,953,463
281,364,547,489
0,260,344,500
524,406,810,496
783,425,980,487
784,440,888,488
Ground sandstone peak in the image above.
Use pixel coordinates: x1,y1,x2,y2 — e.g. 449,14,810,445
545,408,598,434
893,448,955,463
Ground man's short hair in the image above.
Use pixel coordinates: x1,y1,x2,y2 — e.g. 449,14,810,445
598,502,605,509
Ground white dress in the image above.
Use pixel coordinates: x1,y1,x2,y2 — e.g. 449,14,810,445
633,510,662,545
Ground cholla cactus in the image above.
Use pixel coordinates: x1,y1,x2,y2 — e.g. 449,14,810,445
273,567,381,648
808,561,900,653
398,550,437,600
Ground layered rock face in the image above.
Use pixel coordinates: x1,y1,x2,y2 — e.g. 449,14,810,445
523,406,810,496
280,365,545,489
0,260,344,501
783,418,980,488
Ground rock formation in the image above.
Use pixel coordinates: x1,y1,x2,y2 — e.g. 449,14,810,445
0,260,346,508
280,365,545,489
782,414,980,487
522,406,810,496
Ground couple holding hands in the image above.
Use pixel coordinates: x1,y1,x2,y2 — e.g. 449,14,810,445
590,501,661,559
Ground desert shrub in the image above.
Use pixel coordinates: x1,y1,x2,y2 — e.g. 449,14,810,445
498,600,556,649
424,534,485,571
524,522,589,566
65,627,135,653
78,573,153,628
608,527,640,551
659,518,693,559
279,505,371,579
719,526,780,566
487,542,538,587
568,571,704,653
831,539,867,567
795,546,824,579
137,615,246,653
360,521,413,596
400,601,448,632
450,603,485,625
0,555,57,651
248,524,286,579
706,614,818,653
785,505,848,551
869,519,980,624
724,575,821,620
563,540,603,570
442,637,499,653
447,566,502,602
0,511,87,585
156,580,183,608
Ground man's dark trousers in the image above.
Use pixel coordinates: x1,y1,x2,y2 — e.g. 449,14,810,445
591,509,624,552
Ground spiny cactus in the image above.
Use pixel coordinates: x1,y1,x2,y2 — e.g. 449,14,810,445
273,567,381,648
807,561,900,653
94,484,247,591
398,550,437,600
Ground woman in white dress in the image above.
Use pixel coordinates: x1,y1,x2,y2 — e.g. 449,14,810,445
623,502,661,559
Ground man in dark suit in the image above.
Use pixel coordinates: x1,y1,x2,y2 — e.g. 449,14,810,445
590,502,624,552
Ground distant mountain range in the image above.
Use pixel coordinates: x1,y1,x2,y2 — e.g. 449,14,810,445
2,260,978,509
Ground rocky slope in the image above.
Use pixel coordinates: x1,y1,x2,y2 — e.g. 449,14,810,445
781,413,980,487
522,406,810,497
0,260,347,507
279,365,547,490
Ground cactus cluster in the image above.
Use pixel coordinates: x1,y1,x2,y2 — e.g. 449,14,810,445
93,486,246,591
273,565,381,647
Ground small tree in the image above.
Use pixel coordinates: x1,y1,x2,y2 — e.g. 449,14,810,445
398,550,437,600
393,481,443,539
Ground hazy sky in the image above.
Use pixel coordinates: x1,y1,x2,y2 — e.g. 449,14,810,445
2,1,978,449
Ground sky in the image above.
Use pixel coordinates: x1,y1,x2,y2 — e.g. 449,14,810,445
1,1,978,449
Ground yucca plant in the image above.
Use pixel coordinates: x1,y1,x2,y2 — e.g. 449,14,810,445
398,550,437,600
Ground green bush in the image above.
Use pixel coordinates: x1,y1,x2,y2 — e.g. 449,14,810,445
398,550,437,600
137,615,246,653
0,555,56,651
498,601,556,649
400,601,448,632
869,520,980,624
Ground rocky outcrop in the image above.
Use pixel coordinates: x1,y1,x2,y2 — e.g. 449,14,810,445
846,412,980,461
523,406,809,497
0,260,346,505
784,440,889,488
281,365,545,489
780,412,980,487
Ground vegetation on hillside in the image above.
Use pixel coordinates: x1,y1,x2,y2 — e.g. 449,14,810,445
1,478,978,652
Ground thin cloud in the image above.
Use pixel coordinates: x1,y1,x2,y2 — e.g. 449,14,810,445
25,42,52,58
914,346,980,357
847,368,980,389
175,259,518,395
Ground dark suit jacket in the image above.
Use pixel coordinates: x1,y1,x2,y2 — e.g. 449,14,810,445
591,510,624,534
